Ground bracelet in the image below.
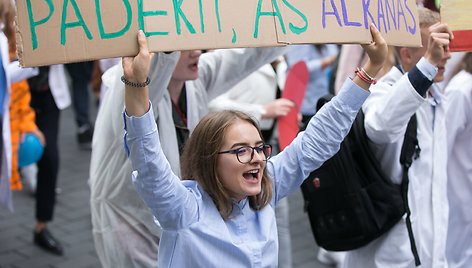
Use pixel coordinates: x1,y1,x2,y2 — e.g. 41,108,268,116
355,67,377,84
360,67,375,81
121,75,150,87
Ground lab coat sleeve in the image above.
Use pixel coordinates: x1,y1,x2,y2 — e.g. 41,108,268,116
6,61,38,83
196,47,287,101
147,52,181,112
363,69,426,144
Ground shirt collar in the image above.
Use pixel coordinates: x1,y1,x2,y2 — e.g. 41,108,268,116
428,83,443,106
232,198,248,211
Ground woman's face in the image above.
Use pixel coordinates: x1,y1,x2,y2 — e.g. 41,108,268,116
171,50,202,82
216,120,267,201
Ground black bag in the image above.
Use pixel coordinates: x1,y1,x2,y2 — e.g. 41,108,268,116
300,94,422,266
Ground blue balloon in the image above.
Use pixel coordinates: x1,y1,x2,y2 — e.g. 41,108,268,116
18,133,44,168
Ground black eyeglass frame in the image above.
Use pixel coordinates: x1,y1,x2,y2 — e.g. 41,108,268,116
218,144,272,164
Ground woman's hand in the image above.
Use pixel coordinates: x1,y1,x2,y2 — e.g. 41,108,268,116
354,24,388,91
362,24,388,71
123,30,152,117
321,54,337,70
123,30,151,83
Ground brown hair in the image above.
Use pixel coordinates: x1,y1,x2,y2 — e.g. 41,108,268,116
0,0,7,26
463,52,472,75
3,0,16,56
180,110,273,220
417,6,440,29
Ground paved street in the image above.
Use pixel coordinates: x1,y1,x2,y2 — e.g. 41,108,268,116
0,103,332,268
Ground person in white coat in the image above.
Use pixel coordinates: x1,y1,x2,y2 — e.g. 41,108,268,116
0,28,13,212
90,44,287,266
0,2,38,211
444,52,472,268
343,8,453,268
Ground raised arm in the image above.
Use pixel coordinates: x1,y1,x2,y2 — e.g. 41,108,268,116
122,32,199,229
352,24,388,91
363,23,453,144
268,24,388,200
123,30,152,117
196,46,288,101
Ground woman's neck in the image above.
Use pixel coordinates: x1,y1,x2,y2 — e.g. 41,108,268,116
167,78,185,104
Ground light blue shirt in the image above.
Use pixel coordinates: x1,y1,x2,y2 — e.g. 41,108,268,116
124,79,369,267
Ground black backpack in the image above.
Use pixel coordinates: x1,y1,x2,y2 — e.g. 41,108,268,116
300,94,422,266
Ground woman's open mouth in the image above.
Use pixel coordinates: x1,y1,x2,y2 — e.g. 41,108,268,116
243,169,260,183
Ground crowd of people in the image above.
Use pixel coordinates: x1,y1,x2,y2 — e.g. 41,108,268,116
1,0,471,267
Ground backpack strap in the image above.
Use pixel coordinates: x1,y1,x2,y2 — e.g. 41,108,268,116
399,114,422,266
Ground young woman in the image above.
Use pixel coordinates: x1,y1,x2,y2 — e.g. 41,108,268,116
122,24,387,267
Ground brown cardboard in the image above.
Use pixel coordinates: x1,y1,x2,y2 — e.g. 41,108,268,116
15,0,421,67
441,0,472,31
276,0,421,47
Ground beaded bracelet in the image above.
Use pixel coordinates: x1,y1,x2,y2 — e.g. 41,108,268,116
121,75,151,87
355,67,377,84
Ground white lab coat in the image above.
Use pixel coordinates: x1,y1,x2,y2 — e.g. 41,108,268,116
0,32,40,211
48,64,71,110
344,66,449,268
89,47,286,267
0,32,13,211
444,70,472,268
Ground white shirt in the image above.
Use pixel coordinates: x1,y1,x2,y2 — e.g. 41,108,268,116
0,32,13,211
48,65,71,110
444,70,472,268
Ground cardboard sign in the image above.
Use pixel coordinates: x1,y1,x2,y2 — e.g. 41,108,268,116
15,0,421,67
440,0,472,51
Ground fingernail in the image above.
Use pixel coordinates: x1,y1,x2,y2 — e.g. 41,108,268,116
138,30,144,37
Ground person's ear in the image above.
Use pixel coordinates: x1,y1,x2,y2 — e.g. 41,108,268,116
399,47,411,63
400,47,418,69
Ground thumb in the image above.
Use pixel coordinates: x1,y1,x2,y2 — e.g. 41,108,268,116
369,23,382,43
137,30,149,55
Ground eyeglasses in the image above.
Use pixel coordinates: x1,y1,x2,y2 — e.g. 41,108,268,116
218,144,272,164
